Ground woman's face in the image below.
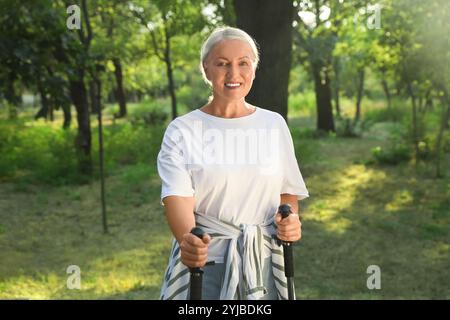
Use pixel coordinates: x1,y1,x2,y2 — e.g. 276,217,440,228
203,39,256,102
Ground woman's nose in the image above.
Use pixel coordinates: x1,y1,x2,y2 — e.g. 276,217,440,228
226,64,240,78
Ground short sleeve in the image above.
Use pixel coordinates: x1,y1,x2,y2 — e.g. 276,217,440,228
278,116,309,200
157,122,195,205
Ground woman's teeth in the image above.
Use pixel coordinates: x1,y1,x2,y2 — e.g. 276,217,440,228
225,83,241,87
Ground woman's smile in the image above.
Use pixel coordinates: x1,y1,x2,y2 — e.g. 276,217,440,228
224,82,242,89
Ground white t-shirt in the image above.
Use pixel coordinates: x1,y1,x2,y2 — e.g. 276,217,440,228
157,107,309,262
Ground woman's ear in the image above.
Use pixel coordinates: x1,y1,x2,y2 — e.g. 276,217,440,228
203,64,212,81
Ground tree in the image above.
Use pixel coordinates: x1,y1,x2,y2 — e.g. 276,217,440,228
130,0,207,120
293,0,368,132
415,0,450,177
95,0,142,118
334,8,380,123
233,0,294,121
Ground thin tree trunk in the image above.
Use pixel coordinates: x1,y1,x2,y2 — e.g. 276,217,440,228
95,69,108,234
423,88,433,113
112,57,127,118
35,79,49,120
434,93,449,178
163,24,177,120
381,77,391,109
61,101,71,129
425,96,433,112
89,80,99,114
407,82,419,166
6,73,19,120
334,88,341,118
354,68,365,123
312,64,335,132
333,58,341,117
49,101,54,121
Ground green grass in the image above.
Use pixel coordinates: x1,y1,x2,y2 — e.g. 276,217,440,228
0,100,449,299
0,163,169,299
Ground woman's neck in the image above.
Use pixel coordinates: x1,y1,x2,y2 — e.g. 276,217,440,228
201,97,255,118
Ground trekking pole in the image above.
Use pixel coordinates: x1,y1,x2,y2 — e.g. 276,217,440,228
189,227,205,300
278,204,296,300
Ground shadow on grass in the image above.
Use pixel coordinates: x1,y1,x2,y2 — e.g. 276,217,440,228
295,154,449,299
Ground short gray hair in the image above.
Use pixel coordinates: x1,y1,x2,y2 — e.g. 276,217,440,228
199,26,260,85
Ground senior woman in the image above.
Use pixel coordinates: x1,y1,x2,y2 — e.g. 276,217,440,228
157,26,309,300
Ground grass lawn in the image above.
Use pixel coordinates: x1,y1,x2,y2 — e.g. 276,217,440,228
0,110,449,299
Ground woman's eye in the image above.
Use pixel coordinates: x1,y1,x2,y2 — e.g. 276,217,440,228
217,62,227,66
239,61,249,66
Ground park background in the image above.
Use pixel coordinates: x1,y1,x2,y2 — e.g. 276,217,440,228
0,0,448,299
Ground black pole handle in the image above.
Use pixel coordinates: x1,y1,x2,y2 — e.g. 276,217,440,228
279,203,293,220
278,204,295,278
189,227,204,300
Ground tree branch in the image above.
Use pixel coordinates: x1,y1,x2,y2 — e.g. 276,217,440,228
130,9,165,61
81,0,93,47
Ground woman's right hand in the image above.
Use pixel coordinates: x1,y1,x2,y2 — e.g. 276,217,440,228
180,232,211,268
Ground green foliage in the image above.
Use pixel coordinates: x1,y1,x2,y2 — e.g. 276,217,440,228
176,80,210,111
371,144,411,165
368,120,412,165
336,117,363,138
288,91,316,116
128,99,170,126
363,104,409,128
100,123,164,170
0,118,165,185
0,121,78,184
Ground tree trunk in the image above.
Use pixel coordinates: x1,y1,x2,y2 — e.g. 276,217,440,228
334,87,341,118
381,77,391,109
163,26,177,120
333,58,341,117
89,80,99,114
49,101,54,121
6,72,20,120
61,101,71,129
69,70,92,175
312,64,335,132
354,68,365,123
234,0,293,121
407,82,419,166
112,58,127,118
422,88,432,113
35,79,49,120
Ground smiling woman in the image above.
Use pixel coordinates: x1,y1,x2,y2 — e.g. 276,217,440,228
157,26,309,300
199,27,259,118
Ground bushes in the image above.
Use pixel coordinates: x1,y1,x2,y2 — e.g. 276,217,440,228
0,122,78,183
288,91,316,116
101,123,164,169
367,121,412,165
335,116,363,138
177,81,209,112
363,102,409,128
371,144,411,165
128,99,169,126
0,119,164,185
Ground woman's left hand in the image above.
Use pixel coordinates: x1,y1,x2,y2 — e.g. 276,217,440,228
275,212,302,242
